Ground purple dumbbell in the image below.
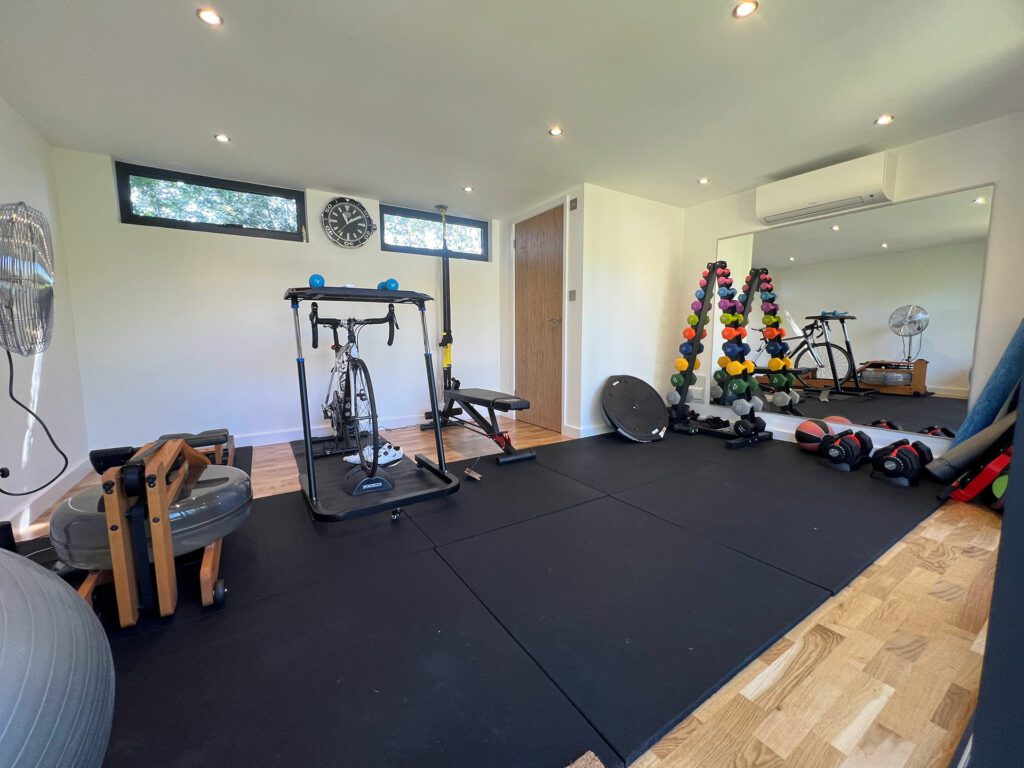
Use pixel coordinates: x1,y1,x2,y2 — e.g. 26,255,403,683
718,298,732,311
691,300,702,311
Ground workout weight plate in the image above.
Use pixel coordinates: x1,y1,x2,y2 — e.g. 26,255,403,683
602,375,668,442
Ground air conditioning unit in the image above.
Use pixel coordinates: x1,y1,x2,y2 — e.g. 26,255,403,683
755,152,897,225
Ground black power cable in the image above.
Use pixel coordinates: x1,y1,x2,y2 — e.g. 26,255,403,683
0,349,68,496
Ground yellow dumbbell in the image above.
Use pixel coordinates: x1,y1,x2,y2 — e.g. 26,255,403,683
718,355,731,369
783,356,793,369
768,357,784,372
744,360,755,374
726,361,743,377
693,358,702,370
675,357,689,372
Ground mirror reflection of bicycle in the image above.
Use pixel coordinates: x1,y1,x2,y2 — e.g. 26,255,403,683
749,316,854,388
309,301,404,477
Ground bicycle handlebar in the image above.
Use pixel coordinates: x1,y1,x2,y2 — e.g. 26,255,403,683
308,302,399,349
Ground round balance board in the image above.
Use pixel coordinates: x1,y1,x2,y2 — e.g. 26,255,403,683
601,375,668,442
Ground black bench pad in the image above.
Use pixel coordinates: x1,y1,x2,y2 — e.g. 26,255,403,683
445,388,530,411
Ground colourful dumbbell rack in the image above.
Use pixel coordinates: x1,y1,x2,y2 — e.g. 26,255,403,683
755,271,798,404
710,266,763,407
668,260,721,422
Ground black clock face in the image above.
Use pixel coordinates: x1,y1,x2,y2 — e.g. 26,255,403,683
321,197,376,248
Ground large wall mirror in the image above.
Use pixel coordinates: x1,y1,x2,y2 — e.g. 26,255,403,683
713,184,993,434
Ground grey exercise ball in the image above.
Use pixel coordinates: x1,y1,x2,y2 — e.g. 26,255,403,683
0,549,115,767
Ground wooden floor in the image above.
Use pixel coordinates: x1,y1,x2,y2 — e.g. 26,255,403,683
28,419,998,768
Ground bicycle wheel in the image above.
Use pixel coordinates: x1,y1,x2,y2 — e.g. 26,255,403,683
793,343,853,386
348,358,379,476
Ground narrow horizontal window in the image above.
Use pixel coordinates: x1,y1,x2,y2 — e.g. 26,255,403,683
114,162,306,242
379,204,488,261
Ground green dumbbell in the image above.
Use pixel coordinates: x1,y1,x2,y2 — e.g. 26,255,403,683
713,369,729,384
728,378,750,395
684,371,698,385
769,372,788,388
671,373,686,388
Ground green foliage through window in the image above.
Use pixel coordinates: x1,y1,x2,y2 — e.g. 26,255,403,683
115,162,306,242
380,205,487,260
129,176,298,232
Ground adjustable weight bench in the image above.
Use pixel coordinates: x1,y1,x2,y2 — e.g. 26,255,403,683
425,388,537,465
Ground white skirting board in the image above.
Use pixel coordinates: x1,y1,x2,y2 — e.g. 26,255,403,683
5,456,92,539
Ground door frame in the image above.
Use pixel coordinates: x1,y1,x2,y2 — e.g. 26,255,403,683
507,192,574,434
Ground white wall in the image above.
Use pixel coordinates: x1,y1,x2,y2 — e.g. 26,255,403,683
0,97,90,529
770,241,986,397
52,149,501,448
684,112,1024,407
578,184,685,432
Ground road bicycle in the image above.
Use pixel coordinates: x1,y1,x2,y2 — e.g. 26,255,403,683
748,317,854,388
309,301,403,479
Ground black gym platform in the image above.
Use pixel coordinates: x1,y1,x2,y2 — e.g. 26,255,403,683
100,432,942,767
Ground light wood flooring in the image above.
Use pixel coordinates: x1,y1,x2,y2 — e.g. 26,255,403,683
27,418,999,768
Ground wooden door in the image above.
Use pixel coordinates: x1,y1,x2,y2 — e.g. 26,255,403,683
514,205,564,432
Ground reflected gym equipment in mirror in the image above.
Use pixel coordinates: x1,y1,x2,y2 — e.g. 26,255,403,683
714,185,993,435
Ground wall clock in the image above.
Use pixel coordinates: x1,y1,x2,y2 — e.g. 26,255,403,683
321,197,376,248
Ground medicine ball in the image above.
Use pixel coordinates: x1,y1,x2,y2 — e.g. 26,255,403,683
795,418,832,452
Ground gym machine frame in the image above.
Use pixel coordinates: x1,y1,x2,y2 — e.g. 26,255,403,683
286,286,460,522
670,261,773,449
420,204,537,465
78,439,227,628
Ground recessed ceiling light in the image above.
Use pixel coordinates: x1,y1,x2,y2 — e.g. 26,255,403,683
831,225,840,231
875,114,895,126
463,186,473,192
732,2,758,18
788,256,796,262
197,7,223,26
973,196,988,205
548,127,563,136
881,242,889,249
698,177,710,185
214,133,231,143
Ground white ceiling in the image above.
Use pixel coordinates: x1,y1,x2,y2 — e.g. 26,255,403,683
0,1,1022,219
750,186,995,268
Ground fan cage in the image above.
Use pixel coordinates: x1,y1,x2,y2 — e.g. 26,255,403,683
0,202,55,356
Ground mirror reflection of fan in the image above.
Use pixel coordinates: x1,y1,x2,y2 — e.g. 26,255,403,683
888,304,929,361
1,201,67,496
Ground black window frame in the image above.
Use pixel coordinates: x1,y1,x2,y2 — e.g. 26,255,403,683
114,161,307,242
379,204,489,261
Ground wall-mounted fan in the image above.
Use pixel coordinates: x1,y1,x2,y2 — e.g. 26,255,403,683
888,304,929,361
1,201,66,496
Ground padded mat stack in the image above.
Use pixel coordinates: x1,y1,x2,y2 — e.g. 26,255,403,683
103,431,941,767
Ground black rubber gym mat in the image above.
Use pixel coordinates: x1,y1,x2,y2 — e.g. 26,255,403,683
439,497,828,763
791,393,967,434
533,432,717,494
615,440,941,593
101,491,435,639
104,550,620,768
405,457,604,545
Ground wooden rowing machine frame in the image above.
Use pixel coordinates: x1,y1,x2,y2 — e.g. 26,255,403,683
77,439,227,628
